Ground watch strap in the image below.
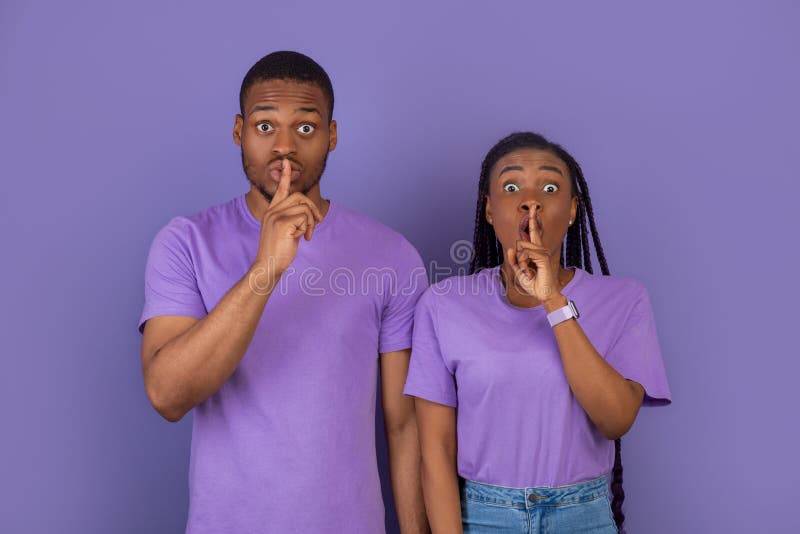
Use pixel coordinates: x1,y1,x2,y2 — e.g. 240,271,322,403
547,300,579,327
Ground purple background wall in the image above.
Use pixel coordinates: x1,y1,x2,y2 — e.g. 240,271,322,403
2,1,798,532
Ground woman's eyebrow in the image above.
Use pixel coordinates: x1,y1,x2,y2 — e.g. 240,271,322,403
539,165,563,175
498,165,524,176
499,164,564,176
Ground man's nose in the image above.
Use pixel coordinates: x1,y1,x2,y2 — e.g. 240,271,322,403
271,128,297,156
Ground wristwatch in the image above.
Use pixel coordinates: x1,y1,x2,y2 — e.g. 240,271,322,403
547,299,580,327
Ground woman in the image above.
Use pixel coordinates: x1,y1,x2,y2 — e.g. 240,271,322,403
403,132,671,533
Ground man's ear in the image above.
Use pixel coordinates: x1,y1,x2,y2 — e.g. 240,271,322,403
233,114,244,146
328,120,337,152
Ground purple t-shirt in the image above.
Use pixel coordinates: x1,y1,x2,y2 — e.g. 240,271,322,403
139,194,427,534
403,265,671,488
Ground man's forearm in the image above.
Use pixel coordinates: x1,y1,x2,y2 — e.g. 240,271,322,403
145,264,279,420
386,421,431,534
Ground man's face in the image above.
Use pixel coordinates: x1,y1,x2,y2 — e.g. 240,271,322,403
234,79,337,201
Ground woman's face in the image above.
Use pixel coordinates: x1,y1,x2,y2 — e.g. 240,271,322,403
485,148,578,258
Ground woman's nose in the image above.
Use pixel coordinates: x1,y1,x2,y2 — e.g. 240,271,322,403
520,199,542,213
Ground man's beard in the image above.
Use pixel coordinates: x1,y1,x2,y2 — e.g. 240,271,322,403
242,151,329,203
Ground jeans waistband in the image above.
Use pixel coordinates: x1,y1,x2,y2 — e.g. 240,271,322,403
459,474,610,509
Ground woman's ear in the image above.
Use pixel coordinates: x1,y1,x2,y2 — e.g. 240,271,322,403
569,195,578,225
485,196,494,225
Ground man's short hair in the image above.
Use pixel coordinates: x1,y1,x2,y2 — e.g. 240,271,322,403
239,51,334,120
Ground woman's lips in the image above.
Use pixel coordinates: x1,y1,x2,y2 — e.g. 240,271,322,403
518,214,543,242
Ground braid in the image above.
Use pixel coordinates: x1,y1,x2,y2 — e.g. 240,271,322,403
575,170,610,276
470,132,625,531
565,219,582,270
611,438,626,530
579,205,592,274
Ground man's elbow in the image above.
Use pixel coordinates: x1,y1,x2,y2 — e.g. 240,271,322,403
156,405,186,423
385,414,416,440
145,379,188,423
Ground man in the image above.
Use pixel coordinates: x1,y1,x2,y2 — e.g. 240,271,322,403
139,51,429,533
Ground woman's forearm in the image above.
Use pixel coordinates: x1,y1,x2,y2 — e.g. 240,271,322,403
544,296,645,439
420,450,463,534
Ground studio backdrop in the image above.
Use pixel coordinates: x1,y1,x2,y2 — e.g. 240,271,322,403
1,1,798,532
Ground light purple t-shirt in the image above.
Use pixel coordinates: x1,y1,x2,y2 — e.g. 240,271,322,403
139,194,427,534
403,265,671,488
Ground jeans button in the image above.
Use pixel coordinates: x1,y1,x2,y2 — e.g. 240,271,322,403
528,493,540,503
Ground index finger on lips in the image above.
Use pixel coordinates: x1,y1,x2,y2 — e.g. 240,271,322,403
272,159,292,204
528,206,543,247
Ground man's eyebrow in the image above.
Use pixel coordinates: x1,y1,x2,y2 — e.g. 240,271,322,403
247,105,323,118
248,105,276,116
498,165,524,177
295,107,322,118
539,165,564,175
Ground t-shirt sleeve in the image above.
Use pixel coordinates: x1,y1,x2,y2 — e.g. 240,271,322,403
137,219,207,334
378,239,428,353
402,290,458,407
605,284,672,406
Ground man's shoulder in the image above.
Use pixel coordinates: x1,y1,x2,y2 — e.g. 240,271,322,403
183,194,244,228
331,201,421,259
154,195,245,240
332,202,402,237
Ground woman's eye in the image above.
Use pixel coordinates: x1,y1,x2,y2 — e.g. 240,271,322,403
543,183,559,193
297,124,315,134
503,183,520,193
256,122,273,133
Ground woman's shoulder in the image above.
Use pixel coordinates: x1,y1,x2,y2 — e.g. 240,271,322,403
419,266,499,306
572,268,651,309
577,269,646,290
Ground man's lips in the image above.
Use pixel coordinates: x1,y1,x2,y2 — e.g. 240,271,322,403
268,160,302,181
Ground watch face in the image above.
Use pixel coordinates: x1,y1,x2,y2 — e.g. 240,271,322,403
568,300,580,319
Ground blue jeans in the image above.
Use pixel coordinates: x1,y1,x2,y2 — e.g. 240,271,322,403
459,474,618,533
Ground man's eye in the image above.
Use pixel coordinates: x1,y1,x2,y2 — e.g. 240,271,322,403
543,184,559,193
256,122,273,133
503,183,520,193
297,124,315,134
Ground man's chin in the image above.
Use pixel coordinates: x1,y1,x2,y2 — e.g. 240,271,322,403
248,176,321,203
